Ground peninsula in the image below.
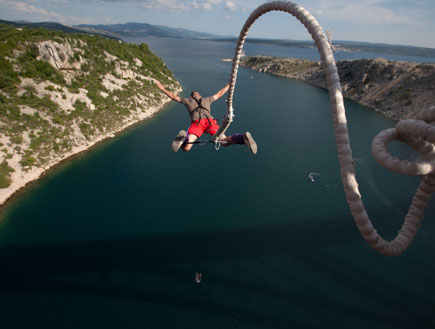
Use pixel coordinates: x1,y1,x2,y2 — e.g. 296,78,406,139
240,55,435,121
0,24,181,206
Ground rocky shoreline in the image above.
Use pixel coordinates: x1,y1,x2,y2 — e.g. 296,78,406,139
0,96,176,207
240,56,435,122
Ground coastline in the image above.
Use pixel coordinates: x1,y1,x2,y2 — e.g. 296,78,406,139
0,32,185,211
0,97,173,209
239,56,435,122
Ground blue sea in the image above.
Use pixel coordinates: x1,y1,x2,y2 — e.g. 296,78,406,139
0,37,434,329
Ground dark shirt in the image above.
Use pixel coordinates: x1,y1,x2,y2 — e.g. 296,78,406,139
180,96,215,121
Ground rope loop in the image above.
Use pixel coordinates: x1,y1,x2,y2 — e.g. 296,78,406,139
372,110,435,176
220,1,435,255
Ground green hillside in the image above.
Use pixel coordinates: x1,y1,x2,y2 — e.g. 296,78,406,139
0,23,179,189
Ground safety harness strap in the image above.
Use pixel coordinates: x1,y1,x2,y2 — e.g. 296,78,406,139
192,98,213,126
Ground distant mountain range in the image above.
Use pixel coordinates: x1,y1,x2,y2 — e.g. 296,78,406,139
74,22,220,39
0,18,119,40
1,18,434,59
0,18,219,40
221,38,435,59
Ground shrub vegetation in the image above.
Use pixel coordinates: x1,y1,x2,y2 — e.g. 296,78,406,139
0,22,179,178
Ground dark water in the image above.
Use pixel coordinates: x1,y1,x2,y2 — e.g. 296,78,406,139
0,38,434,329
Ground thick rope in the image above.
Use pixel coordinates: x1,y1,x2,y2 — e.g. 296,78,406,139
216,1,435,255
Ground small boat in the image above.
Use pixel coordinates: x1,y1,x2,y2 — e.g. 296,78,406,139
195,272,202,284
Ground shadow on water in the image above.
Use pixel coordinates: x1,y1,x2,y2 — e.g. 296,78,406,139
0,212,434,329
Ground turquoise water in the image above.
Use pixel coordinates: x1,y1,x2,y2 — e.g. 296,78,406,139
0,38,434,329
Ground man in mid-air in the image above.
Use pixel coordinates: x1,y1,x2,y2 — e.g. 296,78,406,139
155,80,257,154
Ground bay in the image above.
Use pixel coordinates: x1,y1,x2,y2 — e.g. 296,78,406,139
0,37,434,329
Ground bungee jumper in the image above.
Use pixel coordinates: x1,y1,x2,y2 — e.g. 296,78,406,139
155,80,257,154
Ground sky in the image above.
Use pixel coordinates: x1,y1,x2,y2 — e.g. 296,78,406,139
0,0,434,48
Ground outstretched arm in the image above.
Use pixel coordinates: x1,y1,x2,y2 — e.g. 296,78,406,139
155,80,182,103
212,83,229,101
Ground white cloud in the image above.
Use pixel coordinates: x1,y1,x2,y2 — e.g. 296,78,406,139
225,0,236,11
137,0,188,10
306,0,417,25
295,0,434,47
311,9,322,17
224,15,231,20
190,1,213,10
1,0,64,20
99,0,239,12
104,16,116,23
52,0,68,5
132,0,227,11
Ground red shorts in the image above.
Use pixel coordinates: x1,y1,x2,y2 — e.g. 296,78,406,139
188,119,219,138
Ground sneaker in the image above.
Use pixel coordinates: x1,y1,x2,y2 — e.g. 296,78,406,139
244,132,257,154
172,130,186,152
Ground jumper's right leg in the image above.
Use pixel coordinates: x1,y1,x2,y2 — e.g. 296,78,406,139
181,133,198,152
172,130,187,152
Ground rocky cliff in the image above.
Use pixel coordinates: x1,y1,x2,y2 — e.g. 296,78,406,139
240,56,435,121
0,24,181,205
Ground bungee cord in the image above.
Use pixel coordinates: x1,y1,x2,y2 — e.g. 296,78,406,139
215,1,435,256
